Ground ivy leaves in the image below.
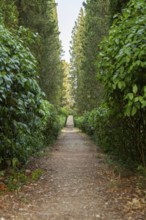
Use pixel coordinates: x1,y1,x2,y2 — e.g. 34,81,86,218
98,0,146,117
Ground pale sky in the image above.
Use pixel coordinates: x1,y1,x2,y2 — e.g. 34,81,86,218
56,0,83,62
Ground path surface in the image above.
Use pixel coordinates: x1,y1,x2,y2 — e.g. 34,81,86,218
0,116,146,220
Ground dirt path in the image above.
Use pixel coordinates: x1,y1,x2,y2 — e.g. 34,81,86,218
0,116,146,220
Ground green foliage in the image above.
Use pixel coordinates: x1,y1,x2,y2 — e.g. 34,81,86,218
75,105,146,167
98,0,146,117
75,105,110,139
137,165,146,177
0,0,65,107
110,0,130,22
61,61,73,110
93,0,146,166
70,0,110,114
15,0,64,107
5,168,43,190
58,107,69,127
0,24,42,164
31,168,43,181
0,0,18,28
82,0,110,103
59,107,69,118
70,8,85,112
40,101,66,143
0,24,63,168
6,171,28,190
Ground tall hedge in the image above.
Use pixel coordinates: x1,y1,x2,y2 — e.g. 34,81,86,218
75,0,146,167
96,0,146,166
0,24,63,167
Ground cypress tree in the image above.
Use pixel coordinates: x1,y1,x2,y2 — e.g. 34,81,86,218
70,0,110,113
15,0,63,107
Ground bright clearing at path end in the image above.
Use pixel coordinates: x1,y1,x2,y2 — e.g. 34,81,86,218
56,0,83,62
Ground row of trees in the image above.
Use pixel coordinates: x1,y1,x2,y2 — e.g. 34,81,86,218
70,0,131,114
72,0,146,168
0,0,68,167
70,0,109,113
0,0,64,106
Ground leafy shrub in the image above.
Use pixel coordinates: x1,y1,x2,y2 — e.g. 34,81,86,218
58,107,69,128
98,0,146,116
59,107,69,117
74,111,96,135
75,105,145,167
0,25,62,168
74,115,85,130
40,101,65,143
95,0,146,166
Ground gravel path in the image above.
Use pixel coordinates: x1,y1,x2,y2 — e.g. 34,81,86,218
0,116,146,220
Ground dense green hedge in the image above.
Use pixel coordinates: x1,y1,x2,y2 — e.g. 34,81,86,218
75,0,146,168
38,101,67,144
98,0,146,117
58,107,68,128
97,0,146,166
74,106,146,167
0,24,65,168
